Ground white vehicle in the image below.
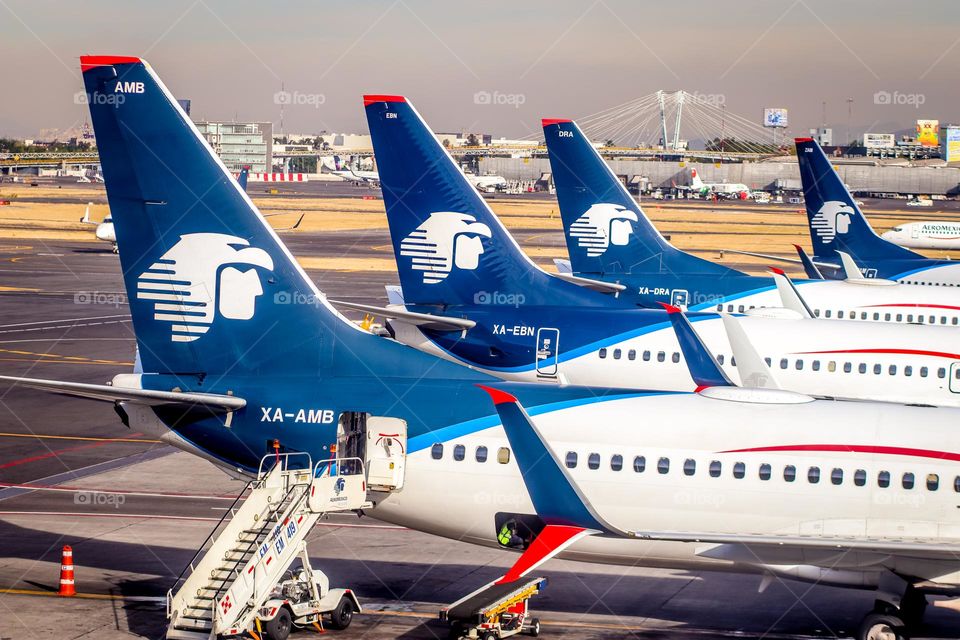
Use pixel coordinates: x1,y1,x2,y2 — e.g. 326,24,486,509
688,168,750,199
883,221,960,250
79,203,117,251
906,197,934,208
466,173,508,193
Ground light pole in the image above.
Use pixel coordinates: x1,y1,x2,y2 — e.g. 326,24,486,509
847,97,854,147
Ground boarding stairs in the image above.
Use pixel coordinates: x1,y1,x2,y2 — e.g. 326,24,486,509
166,454,368,639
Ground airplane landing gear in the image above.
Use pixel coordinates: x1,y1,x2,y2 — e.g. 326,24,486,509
858,611,907,640
858,588,927,640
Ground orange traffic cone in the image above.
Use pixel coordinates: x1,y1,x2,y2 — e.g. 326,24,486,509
59,545,75,596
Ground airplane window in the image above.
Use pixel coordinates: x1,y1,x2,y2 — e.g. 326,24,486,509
824,310,832,318
917,315,924,324
812,360,820,371
613,349,622,360
857,363,866,374
873,313,880,321
759,464,771,480
780,358,788,370
920,367,928,377
861,312,868,320
657,457,670,474
738,306,744,313
672,352,680,363
885,313,891,321
453,445,465,461
657,352,666,363
808,466,820,483
795,360,803,371
907,315,914,323
588,453,600,470
928,315,935,323
814,309,821,317
709,461,721,477
896,314,903,322
476,446,488,463
878,471,890,488
683,459,696,476
431,443,444,460
783,465,796,482
611,454,623,471
874,364,882,375
902,472,915,490
733,462,746,479
954,318,959,326
831,468,843,485
854,469,867,486
955,369,960,380
838,311,844,319
955,476,960,492
727,305,734,312
765,357,772,366
731,357,737,367
941,317,947,325
717,354,725,365
497,447,511,464
599,348,607,359
927,474,939,491
828,361,836,372
565,452,578,469
716,305,722,312
628,350,636,361
904,366,913,377
889,365,897,376
643,351,651,362
843,362,852,373
633,456,646,473
939,368,947,379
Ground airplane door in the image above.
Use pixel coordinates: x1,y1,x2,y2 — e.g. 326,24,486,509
950,363,960,394
912,225,920,239
536,328,560,377
365,417,406,491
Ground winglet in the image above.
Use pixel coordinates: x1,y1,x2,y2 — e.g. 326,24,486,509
768,266,785,276
658,302,682,314
657,307,733,390
719,316,780,390
479,384,622,534
837,250,865,280
792,244,824,279
768,269,814,318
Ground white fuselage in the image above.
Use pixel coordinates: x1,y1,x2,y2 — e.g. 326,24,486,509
371,392,960,586
395,312,960,408
883,222,960,251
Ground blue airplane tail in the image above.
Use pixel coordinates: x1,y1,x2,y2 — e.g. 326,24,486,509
80,57,450,380
543,119,740,278
365,97,605,308
237,166,249,191
795,138,919,263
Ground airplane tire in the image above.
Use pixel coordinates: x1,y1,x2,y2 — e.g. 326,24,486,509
264,608,292,640
858,612,908,640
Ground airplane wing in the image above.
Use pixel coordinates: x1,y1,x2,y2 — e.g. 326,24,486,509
553,258,573,274
720,314,781,390
329,300,475,332
768,268,815,318
551,272,626,294
0,375,245,411
657,303,734,390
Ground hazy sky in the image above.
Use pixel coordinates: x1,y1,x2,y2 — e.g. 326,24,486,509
1,0,958,142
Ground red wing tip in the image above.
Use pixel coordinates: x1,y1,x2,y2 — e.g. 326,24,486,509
363,94,406,106
657,301,682,314
542,118,572,127
476,384,517,405
769,266,786,275
80,55,141,72
694,385,711,393
794,137,814,143
792,244,803,250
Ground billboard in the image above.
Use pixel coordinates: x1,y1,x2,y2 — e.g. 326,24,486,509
943,126,960,163
863,133,895,149
763,108,788,128
917,119,939,147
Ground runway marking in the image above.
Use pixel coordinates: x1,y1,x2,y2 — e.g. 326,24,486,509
0,314,128,329
0,483,233,500
0,440,116,470
0,347,132,366
0,285,37,291
0,587,165,602
0,432,160,444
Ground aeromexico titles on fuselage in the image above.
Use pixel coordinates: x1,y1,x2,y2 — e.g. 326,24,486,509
542,117,960,313
795,136,960,285
69,57,658,474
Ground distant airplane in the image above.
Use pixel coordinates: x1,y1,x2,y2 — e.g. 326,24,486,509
79,203,116,252
794,137,960,284
322,155,380,185
882,221,960,250
688,167,750,199
541,118,960,318
8,58,960,640
464,172,508,193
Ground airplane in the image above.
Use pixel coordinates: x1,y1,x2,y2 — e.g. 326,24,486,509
349,97,960,408
793,137,960,285
79,203,116,252
541,118,960,318
686,167,750,199
882,221,960,251
321,155,380,185
465,172,508,193
9,57,960,640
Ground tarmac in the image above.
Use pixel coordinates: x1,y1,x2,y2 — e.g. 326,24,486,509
0,191,959,639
